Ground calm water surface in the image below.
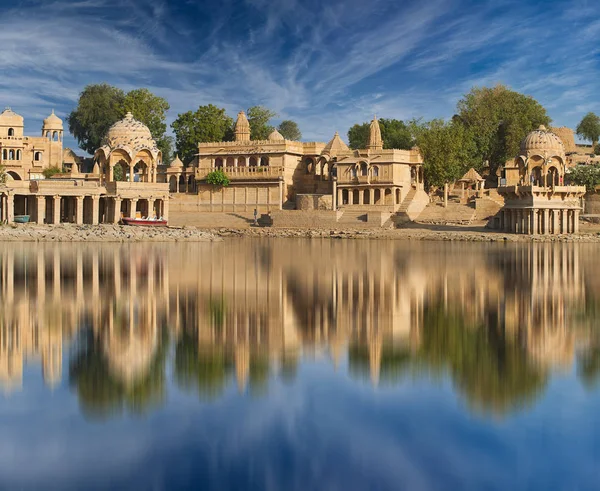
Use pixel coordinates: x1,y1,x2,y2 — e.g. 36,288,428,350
1,239,599,490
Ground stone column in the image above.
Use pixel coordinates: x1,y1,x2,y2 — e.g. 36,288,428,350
553,210,560,235
129,165,134,182
52,195,61,224
6,194,14,223
129,198,138,218
91,196,100,225
162,198,169,221
113,197,122,224
148,198,156,219
75,196,84,225
542,209,549,234
332,177,338,211
36,195,46,225
234,157,238,168
561,209,567,234
443,183,448,208
574,210,580,233
532,209,538,235
278,177,283,211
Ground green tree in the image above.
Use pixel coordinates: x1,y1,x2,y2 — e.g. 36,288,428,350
0,164,7,184
347,118,415,150
410,118,477,188
171,105,234,164
123,88,172,162
205,169,230,187
277,120,302,140
67,83,125,154
456,84,551,174
247,106,276,140
576,112,600,149
565,164,600,191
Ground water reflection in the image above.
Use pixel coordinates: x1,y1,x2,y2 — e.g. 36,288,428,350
1,240,599,417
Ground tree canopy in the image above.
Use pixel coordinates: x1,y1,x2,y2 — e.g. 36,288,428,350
171,104,234,164
247,106,276,140
456,84,551,174
576,112,600,148
347,118,414,150
123,88,172,161
566,164,600,191
411,118,478,188
278,120,302,140
67,84,125,154
67,84,172,158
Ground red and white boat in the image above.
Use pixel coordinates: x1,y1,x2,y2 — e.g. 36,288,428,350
121,217,168,227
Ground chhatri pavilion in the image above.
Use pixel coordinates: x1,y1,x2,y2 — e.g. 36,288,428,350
497,125,586,234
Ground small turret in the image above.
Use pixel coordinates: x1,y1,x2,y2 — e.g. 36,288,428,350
42,110,63,142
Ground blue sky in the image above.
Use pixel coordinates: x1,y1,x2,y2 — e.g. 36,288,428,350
1,0,599,154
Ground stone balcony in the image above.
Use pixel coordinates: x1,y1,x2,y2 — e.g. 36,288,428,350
196,166,284,181
337,175,394,185
106,181,169,197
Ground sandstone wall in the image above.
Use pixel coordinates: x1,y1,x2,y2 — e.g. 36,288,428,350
296,194,333,210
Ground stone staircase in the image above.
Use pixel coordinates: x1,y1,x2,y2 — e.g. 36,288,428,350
397,188,416,213
168,212,255,228
335,209,383,228
415,202,477,225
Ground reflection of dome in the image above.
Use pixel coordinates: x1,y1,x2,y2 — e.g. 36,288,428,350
104,329,158,384
103,112,159,154
43,110,63,130
267,129,285,141
0,107,24,126
520,125,565,156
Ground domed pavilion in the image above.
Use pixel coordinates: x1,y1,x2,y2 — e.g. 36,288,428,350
497,126,586,234
94,112,161,183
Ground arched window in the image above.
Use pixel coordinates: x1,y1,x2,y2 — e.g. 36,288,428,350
304,158,314,174
360,162,368,176
2,149,6,160
351,167,357,178
8,128,14,137
34,151,42,161
372,166,379,177
215,157,223,168
238,156,247,167
226,156,235,167
52,131,58,141
249,156,258,167
260,156,269,166
8,150,14,160
16,150,21,160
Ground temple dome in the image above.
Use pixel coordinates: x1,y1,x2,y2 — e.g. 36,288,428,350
322,131,349,158
520,125,565,156
169,154,184,168
43,110,63,130
0,107,24,126
102,112,159,154
268,129,285,141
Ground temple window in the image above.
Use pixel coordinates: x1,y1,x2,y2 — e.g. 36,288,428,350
7,128,14,137
34,151,42,161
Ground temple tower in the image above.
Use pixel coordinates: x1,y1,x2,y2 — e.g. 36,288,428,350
367,115,383,151
234,111,251,142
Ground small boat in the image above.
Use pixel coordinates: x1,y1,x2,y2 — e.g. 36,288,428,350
121,217,168,227
14,215,30,223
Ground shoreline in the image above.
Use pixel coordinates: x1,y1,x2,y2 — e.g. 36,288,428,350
1,223,600,243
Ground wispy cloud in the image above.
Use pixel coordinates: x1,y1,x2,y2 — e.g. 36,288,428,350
0,0,598,152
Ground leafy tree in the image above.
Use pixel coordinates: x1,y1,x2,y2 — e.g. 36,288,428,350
124,88,172,162
277,120,302,140
42,165,64,178
67,84,125,154
576,112,600,148
171,105,234,164
205,169,230,187
112,164,125,182
347,118,415,150
247,106,276,140
0,164,7,184
456,84,551,174
566,164,600,191
410,118,477,188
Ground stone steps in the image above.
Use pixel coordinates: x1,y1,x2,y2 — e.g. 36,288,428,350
169,212,255,228
416,202,477,225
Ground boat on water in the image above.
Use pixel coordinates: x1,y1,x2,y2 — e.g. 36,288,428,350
121,217,168,227
14,215,30,223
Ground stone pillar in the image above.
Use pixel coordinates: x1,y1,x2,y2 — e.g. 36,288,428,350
553,210,560,235
358,189,363,205
234,157,238,168
532,209,538,235
6,194,14,223
278,177,284,211
36,196,46,225
332,177,338,211
148,198,156,219
443,183,448,208
542,209,549,234
561,209,567,234
75,196,84,225
113,197,122,224
52,195,61,224
574,210,580,233
91,196,100,225
129,165,134,182
162,198,169,221
129,198,138,218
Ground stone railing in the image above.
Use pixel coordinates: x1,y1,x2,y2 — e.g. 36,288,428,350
196,166,283,180
106,181,169,193
337,175,394,185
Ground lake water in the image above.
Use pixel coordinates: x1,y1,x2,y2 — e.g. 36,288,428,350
0,239,599,490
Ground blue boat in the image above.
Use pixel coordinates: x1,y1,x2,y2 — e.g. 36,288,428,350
14,215,30,223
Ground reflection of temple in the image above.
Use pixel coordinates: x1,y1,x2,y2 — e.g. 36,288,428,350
0,240,598,414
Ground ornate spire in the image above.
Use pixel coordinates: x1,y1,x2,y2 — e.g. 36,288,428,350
234,111,250,141
367,115,383,151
